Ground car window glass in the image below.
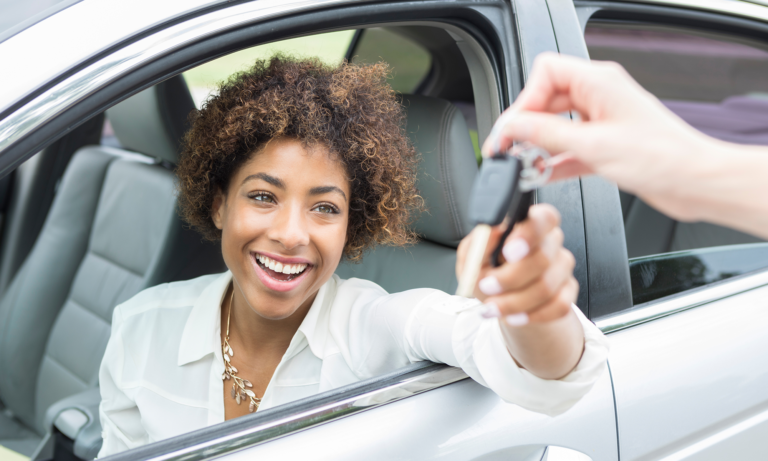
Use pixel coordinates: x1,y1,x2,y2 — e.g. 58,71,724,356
585,23,768,304
350,27,432,93
183,30,356,108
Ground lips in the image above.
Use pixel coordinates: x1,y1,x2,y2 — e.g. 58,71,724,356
250,252,313,292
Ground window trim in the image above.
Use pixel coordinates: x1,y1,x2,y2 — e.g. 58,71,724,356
103,363,468,461
596,266,768,334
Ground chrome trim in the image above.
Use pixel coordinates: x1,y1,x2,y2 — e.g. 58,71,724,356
146,365,467,461
0,0,360,157
596,268,768,334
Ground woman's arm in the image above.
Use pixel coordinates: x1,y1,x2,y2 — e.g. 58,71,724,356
456,204,585,379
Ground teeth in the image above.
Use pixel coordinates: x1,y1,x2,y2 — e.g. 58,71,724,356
256,254,307,276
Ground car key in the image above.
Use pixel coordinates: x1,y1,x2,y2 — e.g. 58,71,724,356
455,143,550,298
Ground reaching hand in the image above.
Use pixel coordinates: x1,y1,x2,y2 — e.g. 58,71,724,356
481,52,721,223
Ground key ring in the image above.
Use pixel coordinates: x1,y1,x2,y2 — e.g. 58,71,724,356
510,141,552,191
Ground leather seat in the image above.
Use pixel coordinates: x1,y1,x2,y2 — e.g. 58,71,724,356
0,76,223,459
335,94,478,293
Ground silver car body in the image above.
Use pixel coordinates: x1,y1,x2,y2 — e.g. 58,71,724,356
1,0,768,460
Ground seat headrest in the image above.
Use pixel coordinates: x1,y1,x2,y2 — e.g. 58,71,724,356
402,95,478,248
106,75,195,164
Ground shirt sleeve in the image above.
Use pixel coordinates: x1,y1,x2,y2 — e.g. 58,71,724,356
388,289,610,417
97,307,148,458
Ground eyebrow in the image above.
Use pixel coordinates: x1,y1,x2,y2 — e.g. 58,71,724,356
242,173,285,189
310,185,347,202
242,173,347,202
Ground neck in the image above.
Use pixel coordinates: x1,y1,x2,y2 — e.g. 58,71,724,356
225,282,315,358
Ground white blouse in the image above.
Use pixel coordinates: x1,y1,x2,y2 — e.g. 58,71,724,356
97,272,609,457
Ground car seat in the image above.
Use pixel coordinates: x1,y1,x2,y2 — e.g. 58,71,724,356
335,94,477,293
0,76,224,459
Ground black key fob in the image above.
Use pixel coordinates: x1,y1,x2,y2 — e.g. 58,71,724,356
468,155,532,267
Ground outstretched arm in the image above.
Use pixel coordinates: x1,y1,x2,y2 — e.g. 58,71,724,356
456,204,585,380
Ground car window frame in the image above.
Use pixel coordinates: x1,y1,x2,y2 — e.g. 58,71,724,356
573,0,768,324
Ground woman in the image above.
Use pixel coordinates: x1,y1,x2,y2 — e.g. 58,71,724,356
97,56,609,456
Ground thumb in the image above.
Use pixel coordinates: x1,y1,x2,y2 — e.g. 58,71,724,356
485,112,589,158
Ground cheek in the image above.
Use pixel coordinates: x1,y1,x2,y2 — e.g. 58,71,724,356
314,215,349,265
222,203,272,246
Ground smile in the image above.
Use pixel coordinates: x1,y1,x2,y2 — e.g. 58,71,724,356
251,252,313,292
255,254,309,281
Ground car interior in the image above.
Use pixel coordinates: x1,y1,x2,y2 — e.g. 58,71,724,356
0,24,489,461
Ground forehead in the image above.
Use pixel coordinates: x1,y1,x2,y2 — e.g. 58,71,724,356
237,138,349,186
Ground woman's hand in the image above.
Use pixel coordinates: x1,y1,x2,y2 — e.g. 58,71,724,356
456,204,584,379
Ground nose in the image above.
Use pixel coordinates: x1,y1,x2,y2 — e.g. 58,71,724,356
266,201,310,251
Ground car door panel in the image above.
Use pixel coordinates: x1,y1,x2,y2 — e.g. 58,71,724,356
222,372,617,460
606,283,768,460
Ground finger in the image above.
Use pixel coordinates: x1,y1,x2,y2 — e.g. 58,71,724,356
478,227,564,295
455,231,470,279
501,204,561,260
484,111,595,159
483,247,575,316
456,224,506,280
518,53,631,116
547,153,595,182
526,277,579,323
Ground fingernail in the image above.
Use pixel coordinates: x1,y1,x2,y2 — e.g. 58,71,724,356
505,313,529,326
502,239,529,263
480,303,501,319
479,276,502,295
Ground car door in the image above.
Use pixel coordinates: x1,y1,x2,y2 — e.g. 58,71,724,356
0,1,620,460
554,1,768,459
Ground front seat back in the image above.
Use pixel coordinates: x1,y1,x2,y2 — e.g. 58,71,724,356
0,77,223,454
335,94,478,293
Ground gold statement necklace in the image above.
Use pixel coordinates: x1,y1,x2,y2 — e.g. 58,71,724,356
222,286,261,412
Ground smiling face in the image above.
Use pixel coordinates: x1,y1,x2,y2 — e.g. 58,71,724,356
212,138,350,320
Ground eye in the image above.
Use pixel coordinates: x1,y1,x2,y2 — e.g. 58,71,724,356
249,192,275,203
313,203,339,214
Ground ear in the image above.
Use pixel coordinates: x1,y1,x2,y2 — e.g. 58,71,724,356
211,189,226,230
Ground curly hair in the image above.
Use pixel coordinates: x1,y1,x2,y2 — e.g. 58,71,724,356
176,55,422,261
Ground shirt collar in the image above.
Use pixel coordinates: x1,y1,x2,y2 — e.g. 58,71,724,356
177,271,339,367
178,271,231,366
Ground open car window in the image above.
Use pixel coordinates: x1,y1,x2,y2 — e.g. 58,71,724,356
585,22,768,305
0,8,507,457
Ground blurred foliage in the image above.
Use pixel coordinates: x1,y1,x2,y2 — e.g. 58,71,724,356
183,31,355,92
